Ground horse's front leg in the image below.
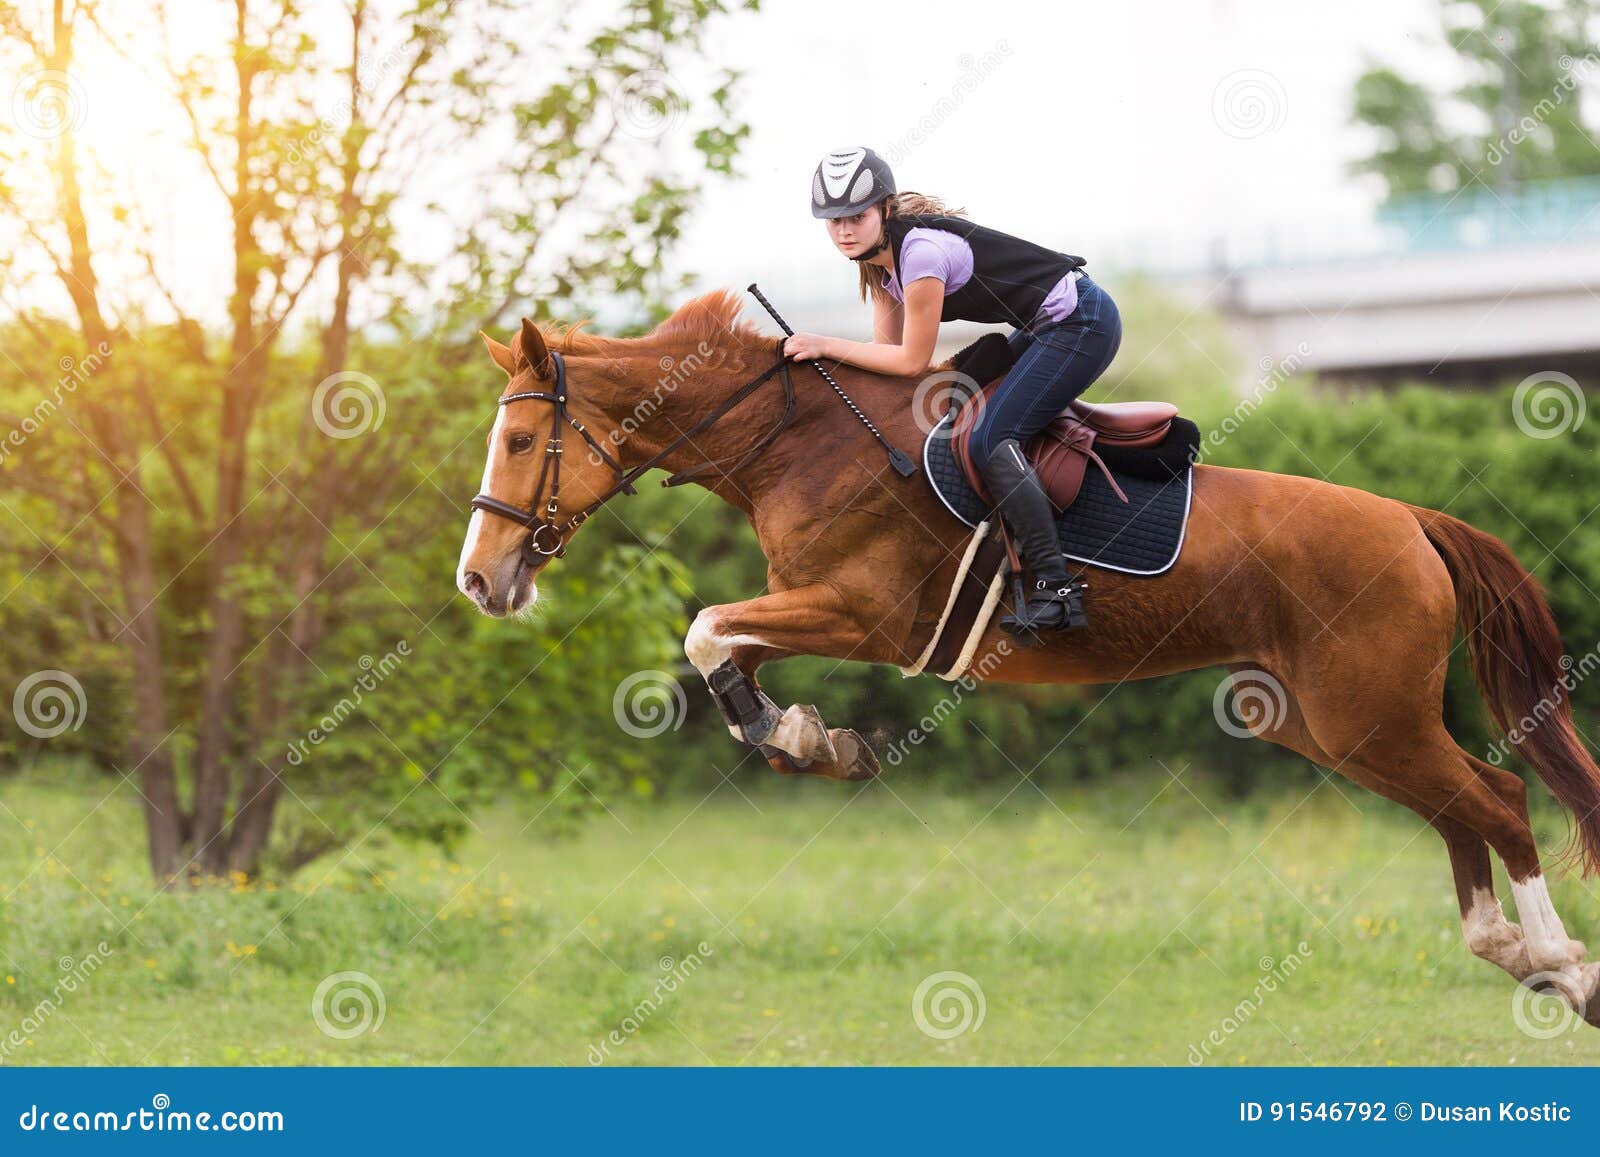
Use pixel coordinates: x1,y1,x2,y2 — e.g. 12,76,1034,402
685,585,882,781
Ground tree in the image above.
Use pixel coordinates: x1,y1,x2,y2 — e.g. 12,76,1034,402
0,0,755,881
1349,0,1600,197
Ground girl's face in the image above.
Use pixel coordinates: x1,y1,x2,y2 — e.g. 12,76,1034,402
824,204,883,258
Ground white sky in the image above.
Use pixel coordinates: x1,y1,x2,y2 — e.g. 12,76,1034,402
7,0,1516,331
674,0,1458,303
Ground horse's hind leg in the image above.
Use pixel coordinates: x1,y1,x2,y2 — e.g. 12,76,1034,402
1230,487,1600,1020
1458,750,1590,969
1282,664,1600,1021
1233,665,1534,983
1340,728,1587,978
1357,736,1598,1019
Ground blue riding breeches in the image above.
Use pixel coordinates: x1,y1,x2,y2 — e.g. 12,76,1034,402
966,272,1124,466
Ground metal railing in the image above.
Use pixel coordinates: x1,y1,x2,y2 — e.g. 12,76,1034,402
1101,174,1600,276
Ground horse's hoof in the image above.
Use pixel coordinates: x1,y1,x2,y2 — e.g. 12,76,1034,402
760,724,878,782
828,728,880,781
1578,962,1600,1029
769,703,837,764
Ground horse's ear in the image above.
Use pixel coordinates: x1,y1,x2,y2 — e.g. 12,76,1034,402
479,330,517,376
517,317,553,380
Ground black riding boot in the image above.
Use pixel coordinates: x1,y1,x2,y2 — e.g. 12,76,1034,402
981,438,1087,636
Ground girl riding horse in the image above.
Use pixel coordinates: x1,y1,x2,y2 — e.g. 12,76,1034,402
784,145,1123,635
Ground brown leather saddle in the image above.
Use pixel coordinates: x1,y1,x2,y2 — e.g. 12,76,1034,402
912,339,1194,672
948,381,1180,513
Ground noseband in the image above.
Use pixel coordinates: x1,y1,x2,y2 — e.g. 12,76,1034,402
469,340,795,560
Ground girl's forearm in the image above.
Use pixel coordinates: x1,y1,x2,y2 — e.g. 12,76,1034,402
826,336,926,378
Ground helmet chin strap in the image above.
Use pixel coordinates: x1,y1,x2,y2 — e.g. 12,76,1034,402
849,234,888,262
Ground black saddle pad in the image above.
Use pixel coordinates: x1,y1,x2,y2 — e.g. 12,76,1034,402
923,412,1194,576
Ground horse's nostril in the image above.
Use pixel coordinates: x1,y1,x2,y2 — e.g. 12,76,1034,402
462,570,489,602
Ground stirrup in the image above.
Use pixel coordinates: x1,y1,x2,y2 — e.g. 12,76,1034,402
1000,571,1088,643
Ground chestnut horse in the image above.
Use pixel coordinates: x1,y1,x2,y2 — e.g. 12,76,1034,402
456,289,1600,1030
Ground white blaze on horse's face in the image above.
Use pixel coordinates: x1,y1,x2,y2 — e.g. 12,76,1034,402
459,328,621,617
457,401,540,617
456,404,501,574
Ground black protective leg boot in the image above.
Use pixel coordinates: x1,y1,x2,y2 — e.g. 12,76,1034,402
981,438,1088,638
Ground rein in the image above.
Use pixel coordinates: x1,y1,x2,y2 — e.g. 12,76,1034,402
469,338,795,559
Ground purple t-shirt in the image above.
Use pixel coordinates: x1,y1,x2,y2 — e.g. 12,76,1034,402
880,226,1080,324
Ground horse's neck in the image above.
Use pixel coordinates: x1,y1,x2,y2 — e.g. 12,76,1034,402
601,352,804,511
601,352,961,580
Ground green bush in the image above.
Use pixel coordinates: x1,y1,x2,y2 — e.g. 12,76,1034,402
7,298,1595,859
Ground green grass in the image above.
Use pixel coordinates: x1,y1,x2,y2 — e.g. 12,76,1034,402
2,764,1598,1066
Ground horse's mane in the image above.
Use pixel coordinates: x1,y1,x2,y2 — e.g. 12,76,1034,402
544,289,772,364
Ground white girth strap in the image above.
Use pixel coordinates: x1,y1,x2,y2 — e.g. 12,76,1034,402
940,566,1008,680
899,520,1007,681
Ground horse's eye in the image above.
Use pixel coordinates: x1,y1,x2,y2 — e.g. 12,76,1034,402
508,432,535,454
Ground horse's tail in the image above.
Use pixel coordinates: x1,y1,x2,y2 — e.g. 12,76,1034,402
1405,502,1600,877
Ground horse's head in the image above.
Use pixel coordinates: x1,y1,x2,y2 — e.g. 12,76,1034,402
456,318,620,616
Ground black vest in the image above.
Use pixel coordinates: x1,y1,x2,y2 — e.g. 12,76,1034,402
882,213,1085,326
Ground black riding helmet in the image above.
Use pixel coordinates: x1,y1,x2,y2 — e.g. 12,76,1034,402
810,146,895,261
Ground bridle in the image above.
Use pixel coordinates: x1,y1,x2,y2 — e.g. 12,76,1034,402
469,339,795,560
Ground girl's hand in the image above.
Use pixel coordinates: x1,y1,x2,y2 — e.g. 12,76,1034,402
784,332,831,362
